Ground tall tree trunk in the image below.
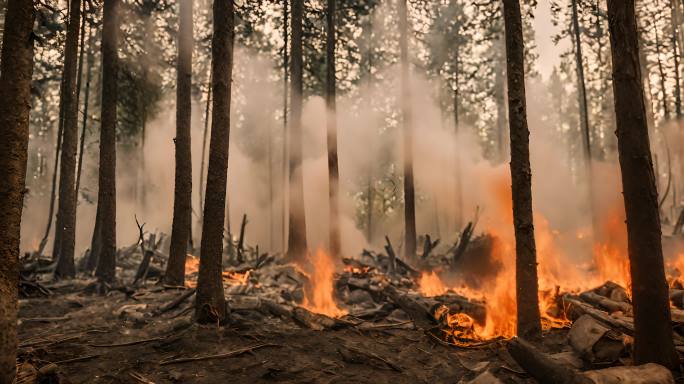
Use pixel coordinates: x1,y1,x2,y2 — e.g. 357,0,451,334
326,0,341,257
652,1,671,120
606,0,679,369
94,0,119,284
502,0,542,341
55,0,83,278
0,1,34,381
198,70,211,231
672,0,682,117
287,0,308,261
166,0,194,287
196,0,234,323
364,10,374,244
282,0,289,254
453,44,463,231
76,6,94,205
399,0,417,260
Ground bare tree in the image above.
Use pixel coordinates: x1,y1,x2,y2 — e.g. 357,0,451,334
166,0,194,287
55,0,83,278
94,0,120,284
502,0,542,341
287,0,308,261
399,0,417,260
326,0,341,257
196,0,235,323
606,0,679,369
0,0,34,380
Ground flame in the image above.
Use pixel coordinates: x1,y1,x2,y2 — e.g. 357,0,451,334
184,255,200,288
592,206,631,290
301,248,347,318
222,270,251,285
419,271,448,296
344,265,371,275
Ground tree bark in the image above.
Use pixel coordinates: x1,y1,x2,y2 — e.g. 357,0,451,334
94,0,119,284
502,0,542,341
287,0,308,261
606,0,680,369
196,0,234,323
166,0,194,287
55,0,83,278
282,0,289,253
326,0,341,257
399,0,417,260
0,1,34,381
198,69,211,230
75,5,94,207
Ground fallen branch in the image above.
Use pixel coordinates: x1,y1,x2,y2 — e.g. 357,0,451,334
154,288,196,316
90,336,165,348
159,343,279,365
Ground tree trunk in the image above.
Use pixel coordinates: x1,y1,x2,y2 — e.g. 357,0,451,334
606,0,680,369
287,0,308,261
671,0,682,117
399,0,417,260
198,70,211,230
0,1,34,381
76,7,94,206
502,0,542,341
55,0,83,278
166,0,194,287
282,0,289,254
326,0,341,257
196,0,234,323
94,0,119,284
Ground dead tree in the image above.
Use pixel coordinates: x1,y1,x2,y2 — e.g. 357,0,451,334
54,0,83,278
287,0,308,261
166,0,194,287
502,0,542,340
76,11,94,202
0,0,34,381
606,0,680,369
281,0,289,253
326,0,341,257
399,0,417,260
94,0,120,284
196,0,234,323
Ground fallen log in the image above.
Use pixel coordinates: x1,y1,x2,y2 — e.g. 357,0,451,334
508,338,674,384
579,291,632,315
382,285,436,329
568,315,624,365
291,307,355,330
154,288,196,316
562,296,635,336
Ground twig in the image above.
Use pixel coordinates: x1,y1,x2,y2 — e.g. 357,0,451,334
158,343,279,365
90,336,165,348
52,354,101,364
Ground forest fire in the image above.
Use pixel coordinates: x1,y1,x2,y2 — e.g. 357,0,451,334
592,207,631,291
419,271,447,297
301,249,347,318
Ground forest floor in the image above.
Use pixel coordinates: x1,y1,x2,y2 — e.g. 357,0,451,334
16,280,563,384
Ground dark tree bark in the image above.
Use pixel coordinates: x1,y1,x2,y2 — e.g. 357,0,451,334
198,69,211,229
326,0,341,257
76,17,94,199
94,0,119,284
166,0,194,287
287,0,308,261
671,0,682,118
55,0,83,278
571,0,591,160
281,0,289,253
196,0,234,323
502,0,542,341
606,0,680,369
399,0,416,260
0,1,34,381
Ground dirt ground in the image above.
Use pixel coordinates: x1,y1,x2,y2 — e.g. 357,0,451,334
16,280,574,384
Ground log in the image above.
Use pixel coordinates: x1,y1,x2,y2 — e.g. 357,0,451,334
154,288,196,315
384,236,397,276
568,315,624,365
579,291,632,315
507,338,592,384
382,285,436,329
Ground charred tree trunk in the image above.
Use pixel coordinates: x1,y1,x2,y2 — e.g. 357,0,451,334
572,0,592,160
502,0,542,341
287,0,308,261
672,0,682,117
55,0,83,278
399,0,417,260
198,70,211,230
166,0,194,287
326,0,341,257
0,1,34,381
94,0,119,284
606,0,680,369
196,0,234,323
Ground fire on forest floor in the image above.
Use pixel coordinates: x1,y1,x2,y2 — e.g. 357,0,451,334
14,218,684,383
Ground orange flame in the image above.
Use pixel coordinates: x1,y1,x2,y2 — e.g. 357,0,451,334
419,271,448,297
184,255,200,288
302,248,347,318
592,206,631,290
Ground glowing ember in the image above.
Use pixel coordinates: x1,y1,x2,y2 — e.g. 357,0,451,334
302,248,347,318
419,271,447,297
222,270,251,285
184,255,200,288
